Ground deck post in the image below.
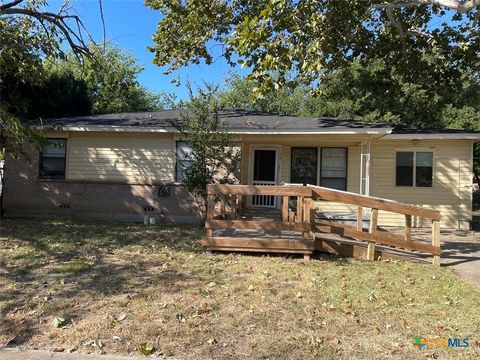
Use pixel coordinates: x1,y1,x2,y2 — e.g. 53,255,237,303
220,195,226,219
296,196,303,223
432,220,441,266
281,195,289,222
230,195,237,220
357,205,363,231
206,194,214,239
288,210,295,223
310,200,316,241
239,195,246,216
302,197,311,238
405,215,412,241
367,208,378,261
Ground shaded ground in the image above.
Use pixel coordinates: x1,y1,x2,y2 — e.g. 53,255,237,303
0,219,479,359
390,227,480,287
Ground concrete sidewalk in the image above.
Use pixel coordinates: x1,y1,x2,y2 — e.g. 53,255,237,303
440,232,480,287
401,228,480,287
0,347,157,360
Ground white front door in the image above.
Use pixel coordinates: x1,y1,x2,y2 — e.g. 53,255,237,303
250,147,278,208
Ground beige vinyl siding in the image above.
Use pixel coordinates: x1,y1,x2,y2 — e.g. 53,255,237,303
314,145,361,216
60,131,472,228
67,133,175,183
241,135,472,229
242,135,366,218
369,139,473,228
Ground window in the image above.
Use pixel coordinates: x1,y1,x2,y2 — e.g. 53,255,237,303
290,147,318,185
395,151,433,187
320,148,347,191
175,141,193,182
40,138,67,179
395,152,414,186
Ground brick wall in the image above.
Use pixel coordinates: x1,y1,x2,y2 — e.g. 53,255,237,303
3,147,203,223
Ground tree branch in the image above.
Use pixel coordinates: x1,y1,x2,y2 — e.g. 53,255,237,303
1,3,97,60
375,0,480,39
374,0,480,13
0,0,23,12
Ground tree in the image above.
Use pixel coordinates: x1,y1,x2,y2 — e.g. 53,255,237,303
219,63,480,127
300,59,480,126
177,85,240,219
146,0,480,99
1,0,99,157
46,45,166,115
219,73,308,115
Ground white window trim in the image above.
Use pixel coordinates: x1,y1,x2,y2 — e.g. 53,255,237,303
175,140,193,183
319,147,348,191
248,145,281,185
394,148,436,188
288,146,348,191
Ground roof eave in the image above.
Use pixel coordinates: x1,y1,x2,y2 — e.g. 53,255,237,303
384,133,480,140
33,125,392,135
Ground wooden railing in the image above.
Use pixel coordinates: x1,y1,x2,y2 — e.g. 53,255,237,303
204,184,316,259
203,184,441,265
301,184,441,265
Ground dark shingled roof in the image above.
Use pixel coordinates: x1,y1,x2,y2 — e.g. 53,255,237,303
38,109,390,131
37,109,479,135
390,124,479,134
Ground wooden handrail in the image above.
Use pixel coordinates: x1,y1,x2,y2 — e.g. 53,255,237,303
207,184,312,196
285,184,441,221
204,183,441,265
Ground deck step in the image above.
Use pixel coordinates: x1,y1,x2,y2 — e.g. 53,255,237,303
202,236,314,254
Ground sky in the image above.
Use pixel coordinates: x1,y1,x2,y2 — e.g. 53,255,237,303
50,0,245,99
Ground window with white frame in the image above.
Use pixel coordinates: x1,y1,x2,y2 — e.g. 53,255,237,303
395,151,433,187
175,141,193,182
290,147,318,185
320,147,348,191
39,138,67,179
290,147,348,191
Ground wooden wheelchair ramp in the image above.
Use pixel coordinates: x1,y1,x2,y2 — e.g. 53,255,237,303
202,184,441,265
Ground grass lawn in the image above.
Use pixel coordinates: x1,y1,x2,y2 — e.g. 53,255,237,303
0,219,479,359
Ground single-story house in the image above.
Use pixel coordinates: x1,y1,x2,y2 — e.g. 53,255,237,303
4,109,480,229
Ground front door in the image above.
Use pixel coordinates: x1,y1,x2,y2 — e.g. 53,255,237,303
250,148,278,208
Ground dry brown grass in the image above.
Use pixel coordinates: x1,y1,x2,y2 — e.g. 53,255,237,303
0,218,479,359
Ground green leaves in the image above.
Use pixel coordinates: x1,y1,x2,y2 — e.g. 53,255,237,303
147,0,480,104
175,83,240,215
52,316,67,328
138,342,154,355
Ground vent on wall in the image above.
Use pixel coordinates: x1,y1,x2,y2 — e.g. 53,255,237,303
158,186,171,198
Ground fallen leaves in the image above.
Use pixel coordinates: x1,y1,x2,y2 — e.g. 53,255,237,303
138,342,154,356
379,299,390,307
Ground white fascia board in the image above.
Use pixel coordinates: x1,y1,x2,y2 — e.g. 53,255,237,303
34,125,179,133
384,133,480,140
34,125,392,135
227,129,392,135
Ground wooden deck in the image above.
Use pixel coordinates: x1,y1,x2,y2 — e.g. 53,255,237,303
203,184,442,265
